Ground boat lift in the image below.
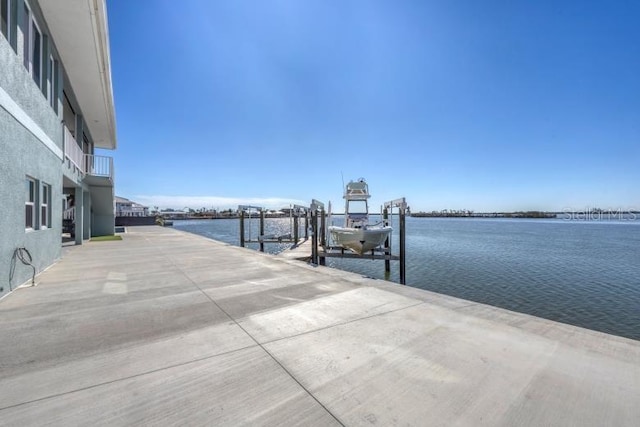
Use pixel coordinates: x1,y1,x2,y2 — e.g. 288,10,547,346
239,197,408,285
310,197,408,285
238,204,310,252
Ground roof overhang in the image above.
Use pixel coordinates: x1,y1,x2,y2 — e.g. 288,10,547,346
39,0,116,149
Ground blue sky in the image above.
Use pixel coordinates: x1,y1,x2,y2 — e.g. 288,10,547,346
106,0,639,212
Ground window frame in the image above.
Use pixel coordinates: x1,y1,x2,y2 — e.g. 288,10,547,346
21,1,29,70
347,200,368,214
40,182,50,229
30,13,42,88
48,53,54,107
25,177,36,231
22,2,44,91
51,57,59,113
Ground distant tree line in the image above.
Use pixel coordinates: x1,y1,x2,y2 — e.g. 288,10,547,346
153,207,291,220
411,210,556,219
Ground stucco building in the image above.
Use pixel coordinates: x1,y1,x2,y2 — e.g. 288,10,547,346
1,0,116,297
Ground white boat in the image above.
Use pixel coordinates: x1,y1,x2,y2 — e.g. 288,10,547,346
329,178,392,255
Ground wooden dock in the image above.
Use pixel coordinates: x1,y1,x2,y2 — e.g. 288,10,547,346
278,238,313,261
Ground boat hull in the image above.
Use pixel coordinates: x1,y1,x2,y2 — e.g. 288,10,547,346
328,226,392,255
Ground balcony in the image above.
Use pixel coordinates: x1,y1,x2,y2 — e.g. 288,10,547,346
84,154,113,182
63,126,85,174
63,126,114,186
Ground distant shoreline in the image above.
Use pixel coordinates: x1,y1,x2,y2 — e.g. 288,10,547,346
155,210,639,221
411,210,639,219
411,211,556,219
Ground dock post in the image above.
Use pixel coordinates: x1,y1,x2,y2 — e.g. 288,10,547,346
311,210,318,264
239,210,245,247
304,213,309,239
293,214,299,244
259,209,265,252
319,208,326,266
383,207,391,276
399,206,406,285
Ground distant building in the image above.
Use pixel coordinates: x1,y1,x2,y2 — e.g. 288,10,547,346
1,0,117,297
116,197,149,217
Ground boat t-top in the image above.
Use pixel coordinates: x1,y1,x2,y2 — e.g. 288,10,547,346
328,178,392,255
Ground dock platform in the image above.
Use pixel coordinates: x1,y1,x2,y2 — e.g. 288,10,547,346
277,238,313,261
0,226,638,425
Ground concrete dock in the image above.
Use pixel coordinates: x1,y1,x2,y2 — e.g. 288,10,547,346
1,226,638,426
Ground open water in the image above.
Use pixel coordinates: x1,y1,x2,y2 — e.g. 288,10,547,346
174,216,640,340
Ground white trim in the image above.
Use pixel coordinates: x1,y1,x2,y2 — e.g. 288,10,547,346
40,181,50,228
37,0,117,150
26,176,36,230
0,86,63,159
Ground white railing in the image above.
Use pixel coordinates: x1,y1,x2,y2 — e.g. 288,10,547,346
63,125,114,181
63,206,75,220
85,154,113,179
63,126,85,173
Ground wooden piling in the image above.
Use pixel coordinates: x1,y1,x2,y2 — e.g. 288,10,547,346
239,210,245,247
259,209,265,252
304,214,309,239
319,208,326,266
383,207,390,274
311,210,318,264
399,207,406,285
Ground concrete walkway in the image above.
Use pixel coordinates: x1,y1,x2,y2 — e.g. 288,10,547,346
1,226,638,426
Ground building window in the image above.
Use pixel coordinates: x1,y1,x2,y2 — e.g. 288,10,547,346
45,54,60,113
52,58,59,113
1,0,9,43
26,177,36,230
48,54,54,106
21,2,29,69
31,19,41,87
21,2,43,90
40,182,50,228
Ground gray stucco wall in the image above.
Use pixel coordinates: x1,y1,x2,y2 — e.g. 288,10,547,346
0,108,62,297
1,3,116,298
90,186,115,237
0,25,62,150
1,34,63,297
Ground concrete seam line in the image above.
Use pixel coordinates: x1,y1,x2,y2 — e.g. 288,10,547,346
147,234,347,426
0,343,259,413
258,301,427,347
183,284,348,426
177,274,347,426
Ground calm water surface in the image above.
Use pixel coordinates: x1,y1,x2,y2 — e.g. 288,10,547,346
174,217,640,340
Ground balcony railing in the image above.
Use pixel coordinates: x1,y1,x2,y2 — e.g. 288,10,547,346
63,126,85,173
85,154,113,179
63,125,114,181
